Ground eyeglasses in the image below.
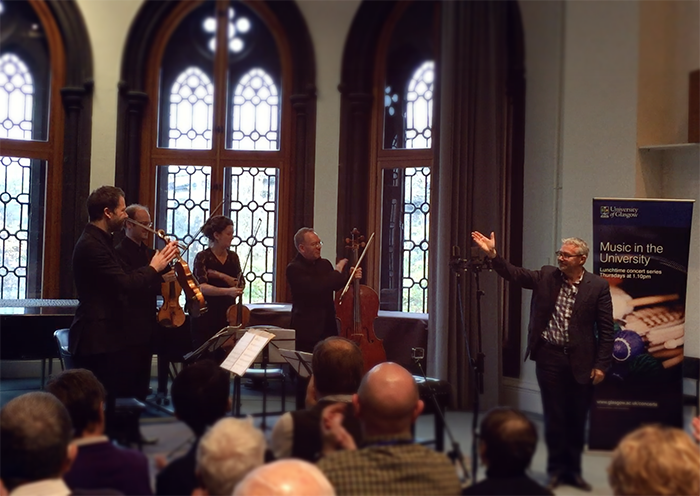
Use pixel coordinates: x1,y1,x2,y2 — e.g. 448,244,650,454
307,241,323,248
556,250,581,259
136,221,153,228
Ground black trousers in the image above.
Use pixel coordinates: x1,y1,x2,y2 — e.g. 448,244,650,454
535,342,593,476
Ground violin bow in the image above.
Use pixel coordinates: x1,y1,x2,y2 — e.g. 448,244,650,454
338,232,374,301
178,198,226,257
237,218,263,288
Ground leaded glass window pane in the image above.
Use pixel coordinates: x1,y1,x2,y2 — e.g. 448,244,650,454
405,61,433,150
229,68,279,150
0,54,33,140
0,156,45,299
168,68,214,150
156,165,211,271
402,166,430,312
225,166,278,302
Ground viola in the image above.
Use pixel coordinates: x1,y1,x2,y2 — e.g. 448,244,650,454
335,228,386,373
226,280,250,327
158,278,186,328
226,218,261,327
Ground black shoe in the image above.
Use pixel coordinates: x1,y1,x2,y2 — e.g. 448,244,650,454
546,474,563,490
569,474,592,492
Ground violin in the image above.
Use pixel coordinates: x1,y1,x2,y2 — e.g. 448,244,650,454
158,278,186,328
335,228,386,373
127,218,208,318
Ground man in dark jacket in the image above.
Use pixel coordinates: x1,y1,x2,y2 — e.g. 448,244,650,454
156,359,231,496
472,231,614,491
463,408,552,496
115,204,176,401
271,336,364,461
69,186,177,427
286,227,360,409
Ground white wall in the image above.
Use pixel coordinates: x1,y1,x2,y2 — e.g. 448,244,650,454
505,0,641,413
75,0,143,190
295,0,361,248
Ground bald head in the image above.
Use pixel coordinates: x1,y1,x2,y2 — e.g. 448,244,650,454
233,459,335,496
354,362,423,435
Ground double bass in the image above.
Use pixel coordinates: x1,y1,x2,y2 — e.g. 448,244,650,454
335,229,386,373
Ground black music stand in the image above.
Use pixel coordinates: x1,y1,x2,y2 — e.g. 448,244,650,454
225,328,295,429
278,349,313,378
183,326,239,363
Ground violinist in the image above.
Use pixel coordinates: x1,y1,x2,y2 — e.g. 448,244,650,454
190,215,244,356
115,204,177,403
69,186,179,435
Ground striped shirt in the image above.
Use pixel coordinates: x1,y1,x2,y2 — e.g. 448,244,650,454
542,271,584,345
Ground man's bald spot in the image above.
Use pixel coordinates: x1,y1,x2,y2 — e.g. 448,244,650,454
358,362,419,421
233,459,335,496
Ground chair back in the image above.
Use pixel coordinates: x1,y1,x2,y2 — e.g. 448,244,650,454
53,328,75,370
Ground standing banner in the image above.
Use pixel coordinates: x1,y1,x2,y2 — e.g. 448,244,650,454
589,198,694,450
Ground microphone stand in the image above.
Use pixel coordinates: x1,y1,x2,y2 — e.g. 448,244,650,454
449,251,491,482
412,349,470,485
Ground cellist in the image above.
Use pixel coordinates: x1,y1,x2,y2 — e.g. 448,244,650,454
287,227,361,408
190,215,244,360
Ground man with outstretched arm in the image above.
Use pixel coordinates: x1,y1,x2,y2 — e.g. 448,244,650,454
471,231,614,492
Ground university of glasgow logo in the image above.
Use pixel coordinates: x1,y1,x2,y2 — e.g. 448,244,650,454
600,206,610,218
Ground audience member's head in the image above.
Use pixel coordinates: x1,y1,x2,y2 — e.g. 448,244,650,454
353,362,423,436
195,418,265,495
312,337,364,398
171,359,230,437
608,424,700,495
0,392,75,492
479,407,538,474
233,459,335,496
45,368,106,438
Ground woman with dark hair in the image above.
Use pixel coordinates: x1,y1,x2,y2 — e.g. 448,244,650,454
190,215,244,353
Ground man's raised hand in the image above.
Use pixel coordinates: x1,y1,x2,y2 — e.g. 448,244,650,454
471,231,497,259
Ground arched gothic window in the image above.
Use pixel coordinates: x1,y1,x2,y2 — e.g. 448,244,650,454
375,2,437,313
123,0,315,304
0,0,67,299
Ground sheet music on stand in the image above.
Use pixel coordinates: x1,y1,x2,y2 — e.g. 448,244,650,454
278,349,313,378
220,329,275,377
183,325,239,362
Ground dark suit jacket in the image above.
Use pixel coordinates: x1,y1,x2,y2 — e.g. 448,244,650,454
156,438,199,496
286,253,346,352
115,236,162,347
462,472,553,495
70,224,160,356
492,255,614,384
65,439,152,495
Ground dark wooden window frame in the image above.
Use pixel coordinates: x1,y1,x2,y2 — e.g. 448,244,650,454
116,0,316,301
0,0,93,298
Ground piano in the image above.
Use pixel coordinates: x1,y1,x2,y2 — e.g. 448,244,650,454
0,299,78,386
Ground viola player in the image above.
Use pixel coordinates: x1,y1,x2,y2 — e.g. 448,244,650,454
190,215,244,360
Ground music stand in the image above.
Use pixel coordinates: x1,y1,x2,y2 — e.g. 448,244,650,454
278,349,313,378
226,327,296,429
183,326,239,363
